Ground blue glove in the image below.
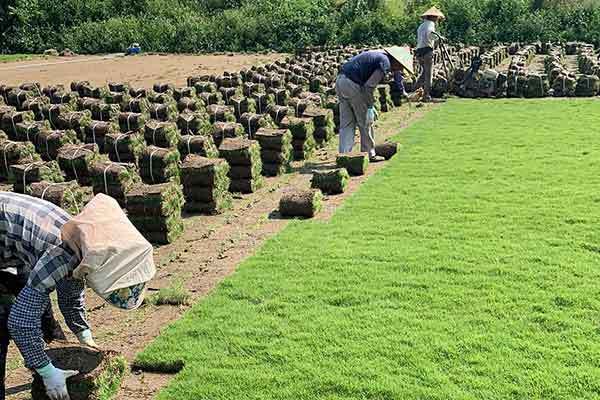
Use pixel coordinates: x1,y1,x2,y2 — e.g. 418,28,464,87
366,107,376,125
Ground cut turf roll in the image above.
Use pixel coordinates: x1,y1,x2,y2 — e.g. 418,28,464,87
57,143,101,185
0,139,40,180
144,121,181,148
139,145,181,184
105,131,146,163
178,135,218,158
180,154,232,214
279,189,323,218
212,122,245,147
126,181,184,245
176,111,212,136
35,129,79,161
31,346,126,400
336,152,369,176
118,112,148,133
375,142,399,160
90,161,140,205
83,120,119,151
311,168,350,194
28,180,86,215
10,161,64,193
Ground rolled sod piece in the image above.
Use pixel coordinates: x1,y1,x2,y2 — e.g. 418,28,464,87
105,131,146,163
239,113,273,138
177,97,202,113
311,168,349,194
212,122,245,147
31,346,126,400
57,144,100,185
118,112,148,133
219,137,262,167
180,155,230,187
1,110,35,138
90,102,120,122
279,116,314,140
173,87,196,102
178,135,218,159
199,91,222,106
139,145,181,184
0,140,40,180
10,161,64,193
229,177,264,194
375,142,398,160
336,152,369,176
230,96,257,120
90,161,140,205
122,97,151,114
28,181,86,215
35,130,79,161
83,121,118,150
125,181,184,218
279,189,323,218
14,121,49,143
207,105,236,123
144,121,180,148
254,128,292,151
176,111,211,136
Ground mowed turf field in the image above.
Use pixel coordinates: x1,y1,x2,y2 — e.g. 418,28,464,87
135,100,600,399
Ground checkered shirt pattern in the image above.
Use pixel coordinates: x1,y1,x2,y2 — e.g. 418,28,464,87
1,192,88,369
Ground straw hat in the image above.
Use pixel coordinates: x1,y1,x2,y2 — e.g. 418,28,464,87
383,46,415,76
421,6,445,20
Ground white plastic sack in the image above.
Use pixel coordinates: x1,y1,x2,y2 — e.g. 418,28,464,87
61,193,156,296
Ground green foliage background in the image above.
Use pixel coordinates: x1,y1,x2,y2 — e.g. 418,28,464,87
1,0,600,54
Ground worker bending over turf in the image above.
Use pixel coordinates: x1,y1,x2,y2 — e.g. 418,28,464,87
0,192,155,400
336,46,409,161
416,6,446,102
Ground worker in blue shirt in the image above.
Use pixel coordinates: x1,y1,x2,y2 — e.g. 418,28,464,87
1,193,155,400
336,46,409,161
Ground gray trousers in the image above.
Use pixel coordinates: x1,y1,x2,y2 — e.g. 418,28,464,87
416,51,434,98
335,75,376,156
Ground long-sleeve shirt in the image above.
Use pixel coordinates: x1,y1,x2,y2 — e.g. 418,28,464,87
417,19,437,50
340,50,405,107
1,192,87,369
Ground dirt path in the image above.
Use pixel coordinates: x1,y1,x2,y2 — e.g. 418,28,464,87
5,103,435,400
0,53,285,88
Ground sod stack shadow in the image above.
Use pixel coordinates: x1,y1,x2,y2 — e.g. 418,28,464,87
125,181,185,245
279,116,316,161
218,137,264,193
279,189,323,218
10,161,64,193
180,154,232,214
302,106,335,148
139,145,180,184
90,161,140,206
31,346,126,400
254,128,293,177
336,152,369,176
0,139,40,181
28,180,86,215
311,168,350,194
57,143,101,185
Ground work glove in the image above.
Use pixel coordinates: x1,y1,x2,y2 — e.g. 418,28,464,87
76,329,100,350
366,107,376,125
37,363,79,400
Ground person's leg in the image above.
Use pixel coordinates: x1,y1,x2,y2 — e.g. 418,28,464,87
336,76,357,153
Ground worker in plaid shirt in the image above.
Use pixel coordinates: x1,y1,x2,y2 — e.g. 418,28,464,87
1,192,154,400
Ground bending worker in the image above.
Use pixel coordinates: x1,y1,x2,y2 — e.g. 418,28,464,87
415,6,446,102
336,46,409,162
1,192,155,400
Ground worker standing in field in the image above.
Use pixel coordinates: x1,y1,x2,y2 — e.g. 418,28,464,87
336,46,411,161
1,192,155,400
415,6,446,102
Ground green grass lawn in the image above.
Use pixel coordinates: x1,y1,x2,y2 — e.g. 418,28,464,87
135,99,600,399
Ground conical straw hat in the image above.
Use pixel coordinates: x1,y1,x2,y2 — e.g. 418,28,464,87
421,6,445,19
